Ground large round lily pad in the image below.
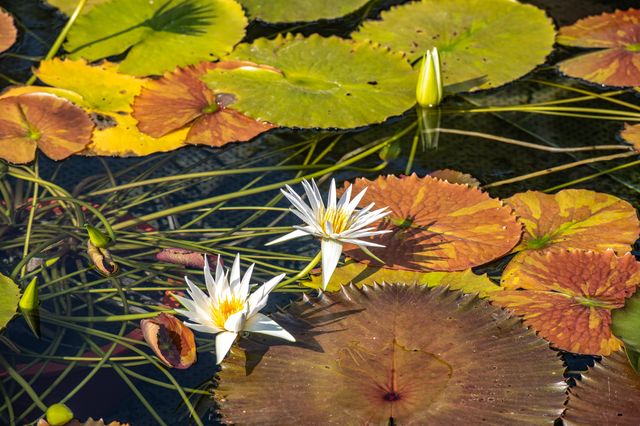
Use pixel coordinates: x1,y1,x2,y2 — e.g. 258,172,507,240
203,34,417,129
352,0,556,91
238,0,370,23
0,273,20,331
215,285,567,424
64,0,247,76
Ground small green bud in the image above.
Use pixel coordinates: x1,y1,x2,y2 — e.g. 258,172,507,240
45,403,74,426
378,142,401,162
416,47,443,108
19,277,40,338
85,224,111,249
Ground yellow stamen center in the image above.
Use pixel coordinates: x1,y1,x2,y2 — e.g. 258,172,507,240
212,296,245,329
318,207,351,234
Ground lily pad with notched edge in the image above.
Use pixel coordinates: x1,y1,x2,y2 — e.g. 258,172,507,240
557,9,640,87
492,249,640,355
133,61,275,146
0,7,17,53
0,273,20,331
352,0,555,91
563,351,640,425
428,168,480,187
238,0,370,23
140,313,196,369
340,174,522,272
0,93,94,163
64,0,247,76
215,285,567,424
302,259,502,297
203,34,417,129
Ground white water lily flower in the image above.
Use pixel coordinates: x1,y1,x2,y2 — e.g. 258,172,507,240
266,178,391,289
174,254,295,364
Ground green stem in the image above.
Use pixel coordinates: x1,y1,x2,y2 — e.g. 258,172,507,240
542,159,640,193
276,251,322,288
20,158,39,278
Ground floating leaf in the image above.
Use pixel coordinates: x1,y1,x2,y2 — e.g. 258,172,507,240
0,93,94,164
302,259,501,297
87,241,119,276
557,9,640,87
45,0,109,15
237,0,370,23
132,61,274,146
612,290,640,373
352,0,555,91
620,123,640,153
563,351,640,425
428,168,480,187
0,273,20,331
505,189,640,257
38,418,129,426
141,313,196,369
203,34,417,129
216,285,566,424
64,0,247,76
155,248,222,269
340,174,521,271
493,249,640,355
0,7,17,53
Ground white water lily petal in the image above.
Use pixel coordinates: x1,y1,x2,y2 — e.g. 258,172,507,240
229,254,242,294
203,256,218,304
224,310,247,333
244,313,295,342
266,229,310,246
239,262,254,300
215,331,238,364
247,273,286,316
327,179,337,211
321,238,343,290
184,321,222,335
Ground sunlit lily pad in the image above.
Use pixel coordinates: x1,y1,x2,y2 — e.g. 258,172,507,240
132,61,274,146
557,9,640,87
0,273,20,331
492,249,640,355
428,168,480,187
302,260,501,297
340,174,522,271
216,285,566,424
0,7,17,53
237,0,370,23
45,0,109,15
203,34,417,129
141,313,196,369
0,93,94,163
64,0,248,76
352,0,555,91
563,351,640,425
620,123,640,153
505,189,640,257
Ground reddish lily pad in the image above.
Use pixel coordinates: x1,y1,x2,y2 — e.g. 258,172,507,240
557,9,640,86
132,61,275,146
216,285,567,424
563,351,640,425
428,169,481,188
492,249,640,355
0,93,94,164
140,313,196,369
341,174,522,272
0,8,17,53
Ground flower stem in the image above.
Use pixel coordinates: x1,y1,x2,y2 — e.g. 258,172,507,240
276,251,322,289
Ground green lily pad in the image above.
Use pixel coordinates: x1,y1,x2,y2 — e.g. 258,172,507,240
612,291,640,373
352,0,556,91
237,0,370,23
0,273,20,331
64,0,247,76
45,0,109,15
203,34,417,129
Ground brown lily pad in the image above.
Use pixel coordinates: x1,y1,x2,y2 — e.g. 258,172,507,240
0,8,16,53
492,249,640,355
557,9,640,86
341,174,522,272
563,351,640,425
427,169,481,188
620,123,640,153
215,285,566,424
132,61,275,147
140,313,196,369
0,93,94,164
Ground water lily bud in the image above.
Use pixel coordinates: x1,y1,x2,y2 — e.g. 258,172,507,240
19,277,40,337
45,403,74,426
416,47,443,107
85,224,111,249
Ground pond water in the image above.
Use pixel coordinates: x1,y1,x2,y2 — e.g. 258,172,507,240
1,0,640,425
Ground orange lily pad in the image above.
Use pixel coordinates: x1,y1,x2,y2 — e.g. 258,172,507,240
427,169,481,188
492,249,640,355
557,9,640,86
505,189,640,257
341,174,522,272
132,61,275,147
0,8,16,53
0,93,94,164
620,123,640,153
215,285,567,424
140,313,196,369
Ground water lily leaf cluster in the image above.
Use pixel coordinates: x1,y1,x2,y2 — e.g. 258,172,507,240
140,313,197,369
64,0,247,76
557,9,640,87
0,7,17,53
0,273,20,331
352,0,556,91
215,285,566,424
238,0,370,23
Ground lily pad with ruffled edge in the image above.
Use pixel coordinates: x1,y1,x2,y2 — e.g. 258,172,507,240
557,9,640,87
428,168,480,187
339,174,522,272
562,351,640,425
0,7,17,53
215,285,567,424
352,0,555,91
132,61,275,146
237,0,370,23
0,273,20,332
492,249,640,355
202,34,417,129
0,93,94,164
140,313,196,369
64,0,247,76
